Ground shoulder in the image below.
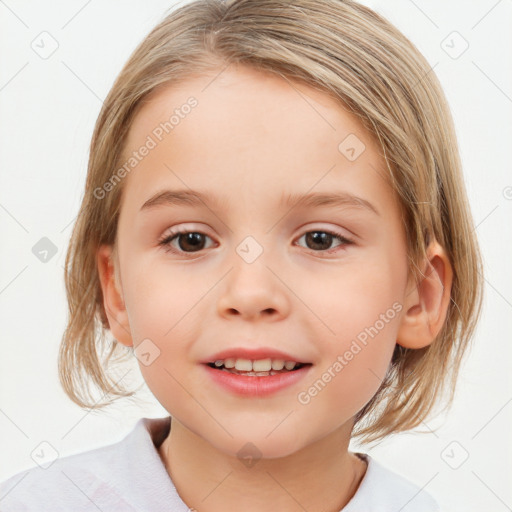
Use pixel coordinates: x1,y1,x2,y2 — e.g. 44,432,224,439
343,453,441,512
0,432,135,512
0,417,176,512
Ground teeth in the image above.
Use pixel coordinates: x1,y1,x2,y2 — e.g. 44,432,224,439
234,358,252,371
222,369,280,376
211,357,300,372
271,359,285,370
252,358,272,372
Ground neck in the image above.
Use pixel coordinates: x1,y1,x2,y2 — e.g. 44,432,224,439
158,418,367,512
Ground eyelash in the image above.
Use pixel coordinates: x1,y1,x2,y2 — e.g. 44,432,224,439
157,228,354,256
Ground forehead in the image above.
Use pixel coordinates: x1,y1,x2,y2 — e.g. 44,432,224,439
119,65,393,215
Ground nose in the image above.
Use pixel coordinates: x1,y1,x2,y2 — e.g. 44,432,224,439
216,257,290,322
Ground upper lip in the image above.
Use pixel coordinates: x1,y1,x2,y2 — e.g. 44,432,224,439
201,347,311,364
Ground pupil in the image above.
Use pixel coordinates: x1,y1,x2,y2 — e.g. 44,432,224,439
179,233,204,252
306,231,332,251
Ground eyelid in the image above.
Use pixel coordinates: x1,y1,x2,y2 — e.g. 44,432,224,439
158,223,354,242
157,224,215,247
292,221,357,243
158,222,213,239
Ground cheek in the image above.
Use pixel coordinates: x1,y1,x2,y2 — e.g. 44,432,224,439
297,314,399,426
294,256,405,339
125,260,204,338
120,263,202,403
293,257,403,404
123,262,198,412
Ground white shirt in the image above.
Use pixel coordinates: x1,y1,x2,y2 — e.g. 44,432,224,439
0,416,440,511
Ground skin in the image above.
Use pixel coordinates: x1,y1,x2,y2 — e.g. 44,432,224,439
97,64,453,512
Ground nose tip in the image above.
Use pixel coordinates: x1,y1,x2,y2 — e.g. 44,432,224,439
216,243,291,321
217,271,288,321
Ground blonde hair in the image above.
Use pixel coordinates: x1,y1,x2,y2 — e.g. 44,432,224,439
59,0,483,443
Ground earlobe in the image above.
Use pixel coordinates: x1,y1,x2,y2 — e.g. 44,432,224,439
396,240,453,349
96,244,133,347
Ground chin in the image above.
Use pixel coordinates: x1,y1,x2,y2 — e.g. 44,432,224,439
211,432,306,462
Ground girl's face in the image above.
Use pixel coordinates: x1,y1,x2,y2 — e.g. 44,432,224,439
106,65,412,458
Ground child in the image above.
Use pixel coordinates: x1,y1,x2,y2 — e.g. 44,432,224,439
0,0,483,510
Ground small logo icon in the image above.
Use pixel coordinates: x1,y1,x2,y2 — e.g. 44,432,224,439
134,338,161,366
237,441,262,468
236,236,263,264
30,441,59,469
32,237,58,263
441,31,469,59
503,186,512,200
338,133,366,161
31,31,59,59
440,440,469,469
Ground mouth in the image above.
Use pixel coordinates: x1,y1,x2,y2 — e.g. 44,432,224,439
205,358,312,377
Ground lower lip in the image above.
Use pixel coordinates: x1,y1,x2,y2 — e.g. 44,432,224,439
202,364,312,397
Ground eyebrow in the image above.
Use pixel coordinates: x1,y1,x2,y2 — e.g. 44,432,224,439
283,191,380,216
139,189,379,216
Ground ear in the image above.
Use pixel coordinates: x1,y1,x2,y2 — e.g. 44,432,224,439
96,244,133,347
397,240,453,349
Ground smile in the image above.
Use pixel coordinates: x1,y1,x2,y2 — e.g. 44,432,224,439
203,359,313,396
207,357,309,375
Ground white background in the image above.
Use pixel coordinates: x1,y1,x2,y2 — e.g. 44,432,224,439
0,1,511,510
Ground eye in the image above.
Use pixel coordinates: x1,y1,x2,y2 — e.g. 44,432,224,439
158,227,354,256
158,229,215,255
295,229,354,253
